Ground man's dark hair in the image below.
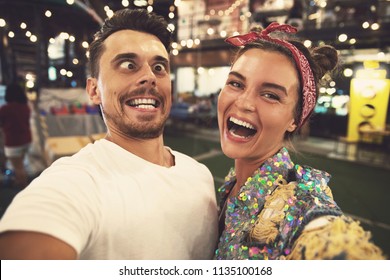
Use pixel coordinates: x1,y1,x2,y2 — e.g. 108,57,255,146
88,8,173,78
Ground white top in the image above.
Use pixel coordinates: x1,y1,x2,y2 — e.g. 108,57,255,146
0,139,218,260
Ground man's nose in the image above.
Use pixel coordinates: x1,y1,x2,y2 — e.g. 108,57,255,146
136,65,156,86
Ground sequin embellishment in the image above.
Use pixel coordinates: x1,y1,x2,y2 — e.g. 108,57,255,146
215,147,342,260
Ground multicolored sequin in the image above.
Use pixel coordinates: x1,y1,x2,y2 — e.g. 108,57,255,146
215,147,343,260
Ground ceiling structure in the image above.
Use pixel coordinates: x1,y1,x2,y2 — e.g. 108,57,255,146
1,1,81,79
0,0,175,86
0,0,389,88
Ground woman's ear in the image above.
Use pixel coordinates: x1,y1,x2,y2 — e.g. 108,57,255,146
86,77,101,105
286,119,298,133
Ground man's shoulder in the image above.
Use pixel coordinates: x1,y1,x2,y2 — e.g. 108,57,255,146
169,149,213,175
45,141,101,173
170,149,206,165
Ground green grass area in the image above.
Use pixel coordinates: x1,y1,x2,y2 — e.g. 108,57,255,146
164,134,221,157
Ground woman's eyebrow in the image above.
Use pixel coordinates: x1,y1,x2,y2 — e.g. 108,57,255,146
228,71,246,81
261,82,287,96
229,71,287,95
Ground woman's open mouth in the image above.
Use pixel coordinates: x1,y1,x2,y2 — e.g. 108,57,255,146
227,116,257,139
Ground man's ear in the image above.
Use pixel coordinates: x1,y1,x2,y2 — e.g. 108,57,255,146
86,77,101,105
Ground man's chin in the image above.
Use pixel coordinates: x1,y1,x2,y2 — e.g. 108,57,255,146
124,125,165,139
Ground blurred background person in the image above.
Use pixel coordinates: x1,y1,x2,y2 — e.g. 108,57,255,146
0,82,32,189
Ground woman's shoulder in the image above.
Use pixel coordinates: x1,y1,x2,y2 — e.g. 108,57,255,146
292,163,331,184
288,163,333,197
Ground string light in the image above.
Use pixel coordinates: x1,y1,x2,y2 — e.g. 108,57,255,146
0,18,6,27
134,0,147,7
371,23,380,30
121,0,129,7
30,35,37,42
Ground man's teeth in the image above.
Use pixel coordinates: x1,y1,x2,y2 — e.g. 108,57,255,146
229,116,255,130
137,104,155,109
129,98,157,108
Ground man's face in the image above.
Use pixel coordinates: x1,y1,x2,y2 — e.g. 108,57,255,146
87,29,171,139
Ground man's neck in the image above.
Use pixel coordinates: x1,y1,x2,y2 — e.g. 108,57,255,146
105,133,173,167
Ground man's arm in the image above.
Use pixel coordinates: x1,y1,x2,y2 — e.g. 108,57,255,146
0,231,77,259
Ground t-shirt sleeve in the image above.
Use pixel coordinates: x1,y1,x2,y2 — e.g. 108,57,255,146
0,166,100,256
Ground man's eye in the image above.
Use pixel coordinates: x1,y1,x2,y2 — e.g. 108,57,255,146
154,63,166,72
119,61,136,70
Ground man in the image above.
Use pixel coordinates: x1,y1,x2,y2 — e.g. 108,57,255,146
0,9,218,260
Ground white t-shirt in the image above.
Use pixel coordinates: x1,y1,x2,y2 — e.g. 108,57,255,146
0,139,218,260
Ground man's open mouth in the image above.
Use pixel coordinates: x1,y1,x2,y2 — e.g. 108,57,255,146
227,116,257,138
126,98,160,109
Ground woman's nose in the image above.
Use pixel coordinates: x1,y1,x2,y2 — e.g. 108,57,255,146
236,91,255,112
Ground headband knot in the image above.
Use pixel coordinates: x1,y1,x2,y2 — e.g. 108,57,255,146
225,22,316,128
261,22,298,36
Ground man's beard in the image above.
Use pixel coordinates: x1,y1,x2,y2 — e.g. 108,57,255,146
112,112,167,139
102,88,169,139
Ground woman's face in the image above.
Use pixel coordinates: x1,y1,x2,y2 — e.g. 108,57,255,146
217,48,299,162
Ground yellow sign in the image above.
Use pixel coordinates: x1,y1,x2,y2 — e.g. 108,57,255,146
347,68,390,142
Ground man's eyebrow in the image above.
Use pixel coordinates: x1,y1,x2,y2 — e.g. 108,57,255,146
111,53,169,65
154,55,169,66
229,71,287,95
111,53,137,64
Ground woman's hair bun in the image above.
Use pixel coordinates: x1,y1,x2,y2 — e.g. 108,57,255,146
311,45,338,78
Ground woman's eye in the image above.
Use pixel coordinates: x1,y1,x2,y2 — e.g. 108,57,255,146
119,61,136,70
228,81,242,88
263,93,280,101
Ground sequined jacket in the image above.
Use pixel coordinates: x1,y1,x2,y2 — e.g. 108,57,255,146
215,147,385,260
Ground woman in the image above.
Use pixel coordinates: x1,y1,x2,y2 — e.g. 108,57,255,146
0,83,32,188
215,23,385,260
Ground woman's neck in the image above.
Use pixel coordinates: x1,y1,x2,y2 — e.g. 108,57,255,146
234,159,261,191
233,147,283,194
